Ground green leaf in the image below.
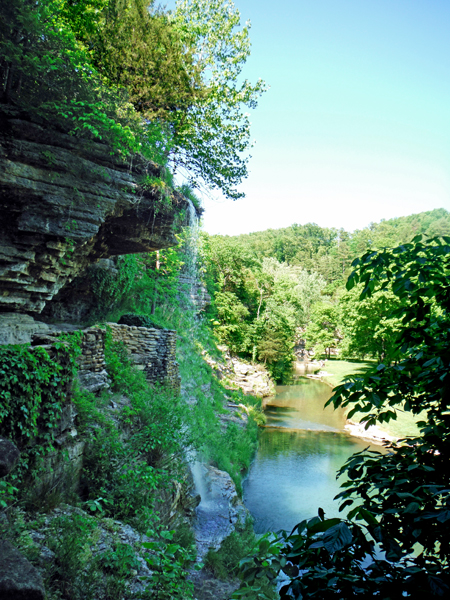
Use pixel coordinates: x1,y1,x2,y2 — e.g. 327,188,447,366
321,522,353,554
404,502,421,514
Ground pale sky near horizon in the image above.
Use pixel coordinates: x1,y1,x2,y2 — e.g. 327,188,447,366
172,0,450,236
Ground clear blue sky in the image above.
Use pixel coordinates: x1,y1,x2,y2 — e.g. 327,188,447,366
174,0,450,235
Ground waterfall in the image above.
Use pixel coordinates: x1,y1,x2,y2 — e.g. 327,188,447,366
178,198,210,312
182,198,200,280
190,459,213,508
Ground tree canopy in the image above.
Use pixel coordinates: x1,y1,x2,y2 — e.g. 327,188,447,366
203,236,325,379
205,209,450,369
170,0,268,199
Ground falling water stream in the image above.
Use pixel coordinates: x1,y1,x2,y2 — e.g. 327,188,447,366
243,378,383,534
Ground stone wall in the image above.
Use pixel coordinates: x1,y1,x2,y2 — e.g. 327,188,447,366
108,323,180,390
75,327,110,394
29,323,180,392
29,326,109,395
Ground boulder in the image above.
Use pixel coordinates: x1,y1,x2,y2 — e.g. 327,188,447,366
0,540,45,600
0,313,50,345
0,438,20,477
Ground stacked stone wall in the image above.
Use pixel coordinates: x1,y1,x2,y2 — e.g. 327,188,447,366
107,323,180,390
29,326,109,394
75,327,109,393
27,323,179,392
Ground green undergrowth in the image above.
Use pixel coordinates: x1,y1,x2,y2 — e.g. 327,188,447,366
204,518,277,598
0,249,265,597
152,305,261,495
0,339,80,498
0,329,202,599
106,281,264,495
0,504,197,600
74,331,193,529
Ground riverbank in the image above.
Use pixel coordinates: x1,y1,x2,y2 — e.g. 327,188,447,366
344,420,397,445
315,358,373,388
313,359,422,442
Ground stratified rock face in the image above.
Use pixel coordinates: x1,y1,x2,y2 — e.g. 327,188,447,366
0,105,189,315
0,313,50,344
178,274,211,312
0,540,45,600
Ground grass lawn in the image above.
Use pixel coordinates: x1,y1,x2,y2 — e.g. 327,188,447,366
320,358,422,439
320,358,373,388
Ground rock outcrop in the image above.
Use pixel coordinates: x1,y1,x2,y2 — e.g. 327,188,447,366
192,464,249,562
178,274,211,312
202,350,274,398
0,313,50,344
0,104,191,315
0,540,46,600
0,437,20,477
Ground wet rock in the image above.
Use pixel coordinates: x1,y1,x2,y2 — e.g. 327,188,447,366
39,546,55,565
178,275,211,312
228,358,274,397
0,437,20,477
190,570,240,600
0,540,45,600
77,369,110,393
193,465,249,562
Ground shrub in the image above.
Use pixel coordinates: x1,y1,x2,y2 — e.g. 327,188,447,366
204,517,256,580
46,512,100,600
118,313,164,329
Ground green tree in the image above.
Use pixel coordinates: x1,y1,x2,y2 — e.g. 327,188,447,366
214,290,250,354
171,0,268,199
235,236,450,599
338,286,404,362
73,0,204,122
304,302,340,359
0,0,148,155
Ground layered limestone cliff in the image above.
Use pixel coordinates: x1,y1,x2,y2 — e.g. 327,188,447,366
0,104,190,316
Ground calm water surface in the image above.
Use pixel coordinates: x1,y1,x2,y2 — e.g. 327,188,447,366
243,379,380,534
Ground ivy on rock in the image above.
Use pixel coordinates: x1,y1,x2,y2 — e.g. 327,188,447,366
0,340,78,478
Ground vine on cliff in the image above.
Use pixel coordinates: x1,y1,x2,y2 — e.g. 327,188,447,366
0,341,78,477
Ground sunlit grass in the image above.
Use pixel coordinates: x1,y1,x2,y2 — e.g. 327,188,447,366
321,358,422,439
320,358,373,388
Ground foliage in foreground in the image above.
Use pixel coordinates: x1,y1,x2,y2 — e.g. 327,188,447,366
234,236,450,599
204,518,277,598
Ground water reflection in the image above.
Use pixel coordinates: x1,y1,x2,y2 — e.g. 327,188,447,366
244,379,381,534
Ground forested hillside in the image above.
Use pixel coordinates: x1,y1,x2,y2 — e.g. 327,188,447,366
201,209,450,379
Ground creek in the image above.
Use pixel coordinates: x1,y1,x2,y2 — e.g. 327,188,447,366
243,378,381,534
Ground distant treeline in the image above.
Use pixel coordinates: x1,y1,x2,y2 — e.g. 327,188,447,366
213,208,450,286
201,208,450,379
